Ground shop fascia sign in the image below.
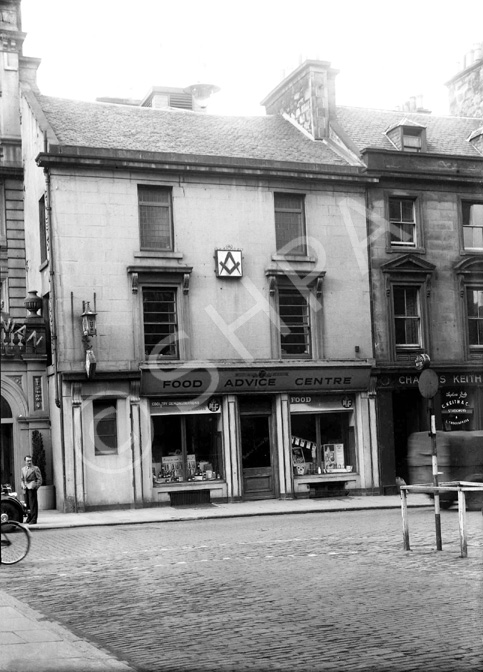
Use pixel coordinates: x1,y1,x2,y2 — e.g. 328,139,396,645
151,398,221,415
141,366,371,396
390,372,483,387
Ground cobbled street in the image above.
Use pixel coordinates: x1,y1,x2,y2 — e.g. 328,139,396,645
1,508,482,672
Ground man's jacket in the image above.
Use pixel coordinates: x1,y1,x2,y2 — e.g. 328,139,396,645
21,466,43,490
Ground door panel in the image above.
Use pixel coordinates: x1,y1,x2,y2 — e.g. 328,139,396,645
240,415,275,500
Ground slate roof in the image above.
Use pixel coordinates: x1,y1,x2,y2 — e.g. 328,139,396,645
335,106,483,157
35,94,350,167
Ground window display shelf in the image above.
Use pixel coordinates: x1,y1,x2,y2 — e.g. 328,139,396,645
294,473,358,483
153,480,224,490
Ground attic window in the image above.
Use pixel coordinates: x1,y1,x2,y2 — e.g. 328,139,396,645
402,126,426,152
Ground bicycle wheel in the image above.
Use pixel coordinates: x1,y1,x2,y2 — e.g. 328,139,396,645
0,521,31,565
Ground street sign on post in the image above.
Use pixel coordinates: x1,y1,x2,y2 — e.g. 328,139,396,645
417,368,439,399
416,362,442,551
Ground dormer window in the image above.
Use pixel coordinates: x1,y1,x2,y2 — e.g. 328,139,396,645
386,120,427,152
402,127,425,152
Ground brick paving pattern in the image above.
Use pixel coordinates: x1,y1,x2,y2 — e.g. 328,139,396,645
1,508,481,672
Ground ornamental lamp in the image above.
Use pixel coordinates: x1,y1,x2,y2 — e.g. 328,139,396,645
414,353,431,371
81,301,97,338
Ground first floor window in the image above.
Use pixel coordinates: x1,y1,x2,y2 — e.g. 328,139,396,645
393,285,420,346
93,400,118,455
462,201,483,249
389,197,416,247
467,287,483,347
143,287,178,358
151,412,223,482
278,287,311,357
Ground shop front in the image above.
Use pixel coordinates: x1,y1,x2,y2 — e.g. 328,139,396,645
376,369,483,494
141,363,378,503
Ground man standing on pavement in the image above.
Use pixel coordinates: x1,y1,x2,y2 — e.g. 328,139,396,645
21,455,42,524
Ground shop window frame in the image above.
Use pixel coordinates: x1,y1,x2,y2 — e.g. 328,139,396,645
151,407,224,483
289,400,357,475
459,198,483,254
382,254,435,362
385,192,425,253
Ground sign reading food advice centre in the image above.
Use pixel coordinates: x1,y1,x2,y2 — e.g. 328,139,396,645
141,367,371,396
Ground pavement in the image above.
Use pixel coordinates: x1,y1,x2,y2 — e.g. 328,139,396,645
26,491,431,530
1,492,431,672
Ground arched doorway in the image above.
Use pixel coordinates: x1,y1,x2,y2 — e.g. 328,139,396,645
1,396,14,486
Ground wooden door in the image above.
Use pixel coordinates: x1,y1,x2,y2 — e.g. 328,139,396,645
240,414,275,500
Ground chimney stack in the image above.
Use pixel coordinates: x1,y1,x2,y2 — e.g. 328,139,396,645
446,41,483,117
261,60,338,140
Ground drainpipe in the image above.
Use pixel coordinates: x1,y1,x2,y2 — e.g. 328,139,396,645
44,162,67,504
365,188,379,491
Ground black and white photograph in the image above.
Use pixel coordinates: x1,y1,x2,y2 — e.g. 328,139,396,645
1,1,482,670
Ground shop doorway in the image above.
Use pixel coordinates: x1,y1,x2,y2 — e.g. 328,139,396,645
240,414,275,500
393,389,425,483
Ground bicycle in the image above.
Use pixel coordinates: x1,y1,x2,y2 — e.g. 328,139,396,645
0,518,31,565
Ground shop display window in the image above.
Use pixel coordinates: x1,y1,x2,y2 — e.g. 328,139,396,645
151,413,223,484
290,411,355,475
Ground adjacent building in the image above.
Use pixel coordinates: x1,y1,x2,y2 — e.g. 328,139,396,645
0,0,51,501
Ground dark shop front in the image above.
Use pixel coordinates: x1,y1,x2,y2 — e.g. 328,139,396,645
376,369,483,494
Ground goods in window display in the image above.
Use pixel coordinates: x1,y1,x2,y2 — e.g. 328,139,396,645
323,444,345,470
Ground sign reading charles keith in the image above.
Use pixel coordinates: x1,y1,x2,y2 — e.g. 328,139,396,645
140,367,371,396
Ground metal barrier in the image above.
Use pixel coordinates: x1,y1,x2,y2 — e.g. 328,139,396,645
400,482,483,558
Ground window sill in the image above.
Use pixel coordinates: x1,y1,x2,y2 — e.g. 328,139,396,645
135,251,184,259
39,260,49,271
387,246,425,255
460,248,483,255
271,254,316,263
153,480,224,490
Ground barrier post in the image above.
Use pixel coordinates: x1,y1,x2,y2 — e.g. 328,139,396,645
401,488,410,551
429,399,442,551
457,488,467,559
